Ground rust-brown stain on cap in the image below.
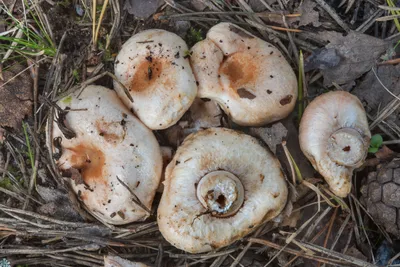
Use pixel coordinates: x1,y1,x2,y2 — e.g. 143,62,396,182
68,144,106,185
219,52,257,92
130,58,173,93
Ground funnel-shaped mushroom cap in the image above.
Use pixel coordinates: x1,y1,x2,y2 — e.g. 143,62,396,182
48,85,162,225
190,22,297,126
114,29,198,130
104,255,149,267
299,91,371,197
158,128,288,253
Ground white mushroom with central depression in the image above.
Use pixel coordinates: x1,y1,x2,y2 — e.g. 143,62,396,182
114,29,198,130
158,127,288,253
47,85,162,225
299,91,371,197
190,22,297,126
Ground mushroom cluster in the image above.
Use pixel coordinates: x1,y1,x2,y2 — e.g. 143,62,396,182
46,21,371,259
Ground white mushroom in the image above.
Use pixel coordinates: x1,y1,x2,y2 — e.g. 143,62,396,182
299,91,371,197
104,255,149,267
190,22,297,126
114,29,198,130
158,127,288,253
47,85,162,225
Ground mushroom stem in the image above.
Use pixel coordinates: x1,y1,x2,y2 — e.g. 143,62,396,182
327,128,367,167
196,171,244,217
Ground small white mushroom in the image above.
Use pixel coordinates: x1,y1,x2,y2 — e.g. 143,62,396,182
114,29,198,130
157,127,288,253
299,91,371,197
190,22,297,126
104,255,149,267
47,85,162,225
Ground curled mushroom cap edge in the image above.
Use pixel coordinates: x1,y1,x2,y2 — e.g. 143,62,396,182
299,91,371,197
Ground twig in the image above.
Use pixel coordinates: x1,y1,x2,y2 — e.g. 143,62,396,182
378,57,400,65
249,238,350,266
314,0,351,32
356,9,384,33
296,240,376,267
318,207,338,267
116,176,151,215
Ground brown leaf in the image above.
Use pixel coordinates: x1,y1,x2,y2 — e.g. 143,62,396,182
249,122,288,154
345,246,368,261
319,31,389,86
297,0,321,27
189,98,222,130
375,145,395,160
352,64,400,115
0,63,33,129
62,167,85,186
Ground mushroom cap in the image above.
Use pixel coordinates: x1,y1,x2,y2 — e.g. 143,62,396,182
299,91,371,197
104,255,149,267
190,22,297,126
157,127,288,253
114,29,198,130
48,85,162,225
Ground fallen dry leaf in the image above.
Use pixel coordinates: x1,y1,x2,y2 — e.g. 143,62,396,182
376,145,396,160
124,0,164,19
297,0,321,27
304,48,341,72
352,64,400,114
0,63,33,129
249,122,288,154
318,31,389,86
36,185,84,221
345,246,368,261
281,206,302,228
189,98,222,130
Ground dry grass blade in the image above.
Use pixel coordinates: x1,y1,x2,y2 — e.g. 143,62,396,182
379,5,400,11
318,207,338,267
296,240,376,267
369,67,400,129
350,194,392,242
376,14,400,21
94,0,109,45
249,238,352,266
92,0,96,44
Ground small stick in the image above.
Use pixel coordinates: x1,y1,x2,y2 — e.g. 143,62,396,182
116,176,151,215
378,57,400,65
314,0,350,32
249,238,349,265
318,207,338,267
